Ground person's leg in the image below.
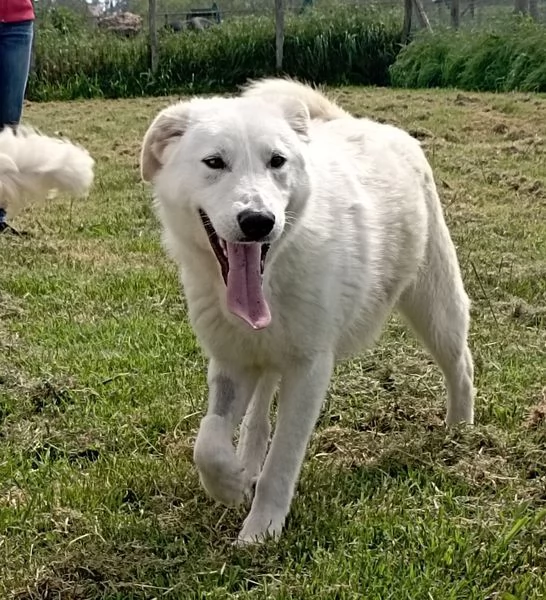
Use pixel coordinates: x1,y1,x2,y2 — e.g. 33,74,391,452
0,20,34,128
0,20,34,234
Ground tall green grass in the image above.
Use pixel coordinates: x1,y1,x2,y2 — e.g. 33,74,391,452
29,8,403,101
390,18,546,93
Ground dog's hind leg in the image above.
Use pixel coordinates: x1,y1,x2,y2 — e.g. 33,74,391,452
193,359,260,507
237,372,279,491
397,216,475,425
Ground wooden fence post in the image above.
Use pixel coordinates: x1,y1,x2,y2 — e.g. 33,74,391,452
514,0,529,14
450,0,460,28
275,0,285,71
402,0,412,43
148,0,159,75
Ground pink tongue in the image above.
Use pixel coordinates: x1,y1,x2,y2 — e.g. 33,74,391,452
226,243,271,330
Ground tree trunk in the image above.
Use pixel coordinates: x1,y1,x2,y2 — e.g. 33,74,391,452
529,0,539,20
412,0,433,32
275,0,285,71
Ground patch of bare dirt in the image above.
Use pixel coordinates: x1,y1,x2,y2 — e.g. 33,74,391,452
512,301,546,328
0,485,28,509
525,387,546,430
492,123,509,134
454,93,481,105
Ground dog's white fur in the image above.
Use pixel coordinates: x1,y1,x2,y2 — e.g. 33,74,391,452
140,78,475,544
0,126,95,217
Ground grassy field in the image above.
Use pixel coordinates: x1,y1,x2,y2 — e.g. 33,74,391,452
1,87,545,599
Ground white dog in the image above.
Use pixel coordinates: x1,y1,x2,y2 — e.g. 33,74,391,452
140,78,475,544
0,126,95,225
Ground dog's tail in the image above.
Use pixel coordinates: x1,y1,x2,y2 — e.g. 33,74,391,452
0,126,95,216
241,77,350,121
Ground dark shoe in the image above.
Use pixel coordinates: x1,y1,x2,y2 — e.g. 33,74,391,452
0,222,26,236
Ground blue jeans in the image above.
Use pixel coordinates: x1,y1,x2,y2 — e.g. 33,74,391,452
0,20,33,225
0,19,33,128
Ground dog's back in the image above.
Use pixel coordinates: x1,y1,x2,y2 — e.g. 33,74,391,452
242,77,350,121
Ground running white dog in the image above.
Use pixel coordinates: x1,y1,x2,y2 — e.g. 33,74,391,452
140,78,475,544
0,126,94,222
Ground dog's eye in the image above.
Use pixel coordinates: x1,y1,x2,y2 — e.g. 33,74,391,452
269,154,286,169
202,156,226,170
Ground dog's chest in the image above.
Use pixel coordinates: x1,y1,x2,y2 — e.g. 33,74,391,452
182,283,288,369
197,310,287,368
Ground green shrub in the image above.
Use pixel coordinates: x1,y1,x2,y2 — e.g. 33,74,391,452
28,7,403,101
390,18,546,93
48,6,88,35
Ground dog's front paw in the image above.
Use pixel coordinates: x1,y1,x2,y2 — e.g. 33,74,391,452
197,453,252,507
194,416,252,507
236,506,286,545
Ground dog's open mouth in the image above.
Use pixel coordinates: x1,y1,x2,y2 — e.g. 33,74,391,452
199,209,271,330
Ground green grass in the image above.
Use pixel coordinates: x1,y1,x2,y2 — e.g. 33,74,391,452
1,87,546,598
390,19,546,92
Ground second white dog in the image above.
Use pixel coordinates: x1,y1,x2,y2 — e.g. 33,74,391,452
0,126,95,221
140,78,475,544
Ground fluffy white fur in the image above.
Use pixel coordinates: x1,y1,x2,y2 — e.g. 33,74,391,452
140,78,475,544
0,126,95,217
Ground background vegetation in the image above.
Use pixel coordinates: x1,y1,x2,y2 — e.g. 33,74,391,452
390,18,546,92
29,4,546,101
28,7,403,100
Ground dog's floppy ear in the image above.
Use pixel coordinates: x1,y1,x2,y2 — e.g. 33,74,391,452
140,103,190,182
279,97,310,141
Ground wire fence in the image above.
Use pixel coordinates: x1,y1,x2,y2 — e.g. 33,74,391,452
61,0,546,31
28,0,546,97
150,0,546,28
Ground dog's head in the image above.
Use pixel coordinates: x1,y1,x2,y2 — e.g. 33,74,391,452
140,94,312,330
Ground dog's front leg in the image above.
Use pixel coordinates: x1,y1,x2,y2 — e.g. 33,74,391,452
238,352,334,544
193,359,258,507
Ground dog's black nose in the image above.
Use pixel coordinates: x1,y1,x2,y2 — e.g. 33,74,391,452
237,210,275,241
